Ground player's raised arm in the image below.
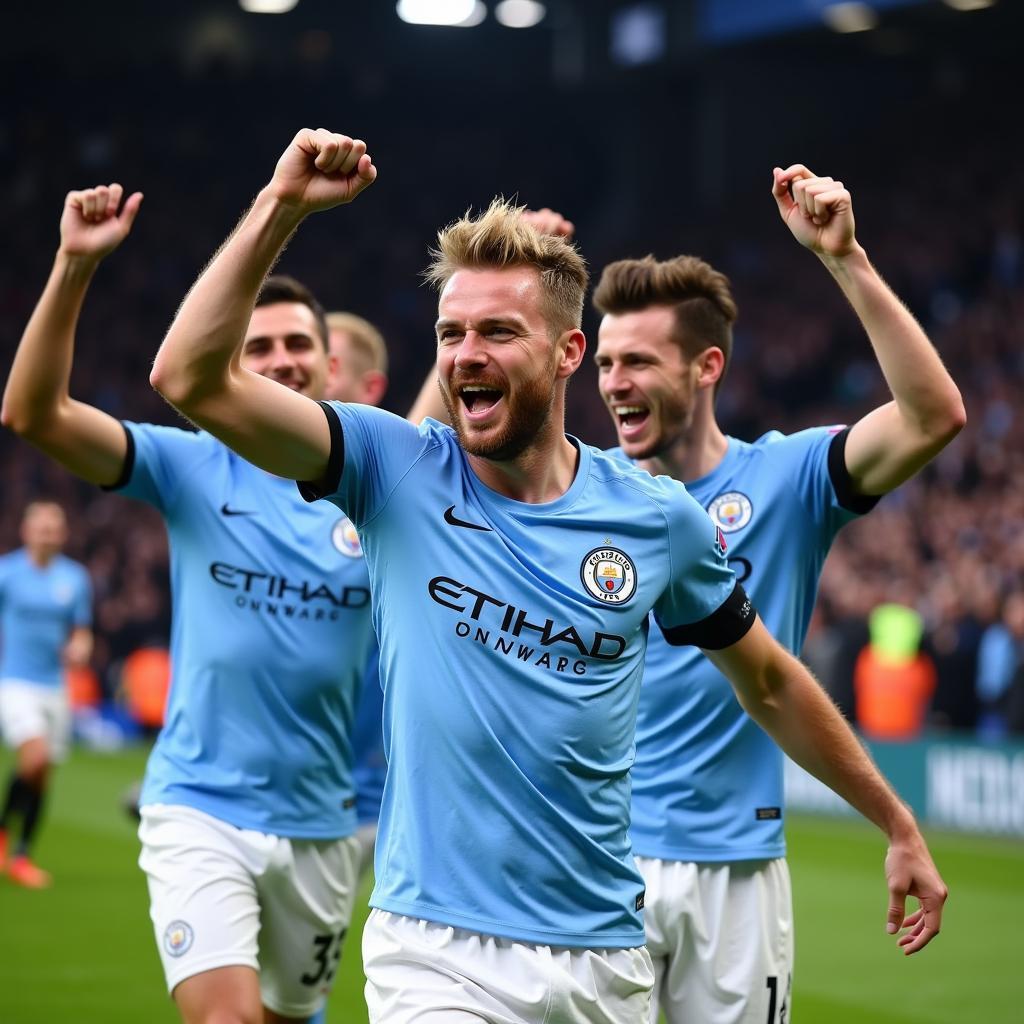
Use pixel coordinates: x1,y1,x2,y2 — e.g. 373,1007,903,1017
704,620,947,955
150,129,377,481
1,184,143,486
772,164,965,495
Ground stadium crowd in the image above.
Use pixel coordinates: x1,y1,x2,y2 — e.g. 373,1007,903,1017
1,73,1022,740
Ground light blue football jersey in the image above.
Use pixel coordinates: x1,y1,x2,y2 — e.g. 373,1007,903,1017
114,422,374,839
615,427,877,861
302,405,754,948
352,642,386,825
0,549,92,687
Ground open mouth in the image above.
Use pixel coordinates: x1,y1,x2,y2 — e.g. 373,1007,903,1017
615,404,650,437
460,385,504,421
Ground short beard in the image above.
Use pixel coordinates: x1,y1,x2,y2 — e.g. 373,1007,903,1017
442,361,558,462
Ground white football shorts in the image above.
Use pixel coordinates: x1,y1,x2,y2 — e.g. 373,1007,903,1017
637,856,794,1024
355,820,377,880
0,678,71,761
363,908,654,1023
138,803,361,1019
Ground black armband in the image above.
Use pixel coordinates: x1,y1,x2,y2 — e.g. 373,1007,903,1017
99,422,136,492
659,582,757,650
828,427,881,515
297,401,345,503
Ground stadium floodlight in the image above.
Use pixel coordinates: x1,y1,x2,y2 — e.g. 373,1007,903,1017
397,0,486,26
822,2,878,33
943,0,996,10
239,0,299,12
495,1,547,29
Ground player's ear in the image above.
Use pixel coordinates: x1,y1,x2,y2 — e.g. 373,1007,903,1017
556,328,586,380
695,347,724,391
360,369,388,406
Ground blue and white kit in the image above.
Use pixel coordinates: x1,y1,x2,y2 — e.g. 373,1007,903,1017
301,405,757,948
113,422,374,839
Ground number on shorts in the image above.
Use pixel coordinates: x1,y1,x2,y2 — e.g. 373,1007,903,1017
766,976,778,1024
766,974,791,1024
301,927,347,986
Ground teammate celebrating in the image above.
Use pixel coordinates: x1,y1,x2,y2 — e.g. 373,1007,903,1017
0,501,92,889
147,129,947,1023
593,165,965,1022
2,186,376,1023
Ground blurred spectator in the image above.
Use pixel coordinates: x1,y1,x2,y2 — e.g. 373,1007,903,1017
854,604,936,742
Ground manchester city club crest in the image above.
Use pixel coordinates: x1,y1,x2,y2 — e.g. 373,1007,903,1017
331,517,363,558
163,920,194,958
708,491,753,533
580,547,638,605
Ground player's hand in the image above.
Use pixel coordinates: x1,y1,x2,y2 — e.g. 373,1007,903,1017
269,128,377,215
772,165,856,258
63,633,92,668
884,831,948,955
59,183,143,261
521,207,575,240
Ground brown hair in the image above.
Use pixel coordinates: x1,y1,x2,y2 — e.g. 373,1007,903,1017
256,275,329,351
593,255,737,387
424,198,589,336
326,312,389,376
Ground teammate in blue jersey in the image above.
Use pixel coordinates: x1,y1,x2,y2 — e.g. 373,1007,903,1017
592,165,965,1022
0,501,92,889
2,185,382,1023
148,129,948,1023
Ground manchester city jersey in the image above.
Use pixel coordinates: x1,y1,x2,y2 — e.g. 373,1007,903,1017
113,422,373,839
614,427,877,862
302,405,754,948
0,549,92,687
352,642,386,825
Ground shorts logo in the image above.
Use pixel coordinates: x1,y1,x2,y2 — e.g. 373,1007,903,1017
163,920,194,958
331,517,363,558
580,547,638,605
708,491,753,533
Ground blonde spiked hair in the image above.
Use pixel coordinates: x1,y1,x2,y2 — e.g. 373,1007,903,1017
424,198,589,336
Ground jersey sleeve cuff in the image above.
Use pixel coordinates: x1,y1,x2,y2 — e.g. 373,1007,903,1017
99,422,136,492
828,427,881,515
297,401,345,503
658,582,757,650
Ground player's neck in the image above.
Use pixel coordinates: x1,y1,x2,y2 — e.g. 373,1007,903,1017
467,422,580,504
26,548,57,568
639,405,729,484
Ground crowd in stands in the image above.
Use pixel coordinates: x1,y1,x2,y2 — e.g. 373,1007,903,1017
2,65,1021,740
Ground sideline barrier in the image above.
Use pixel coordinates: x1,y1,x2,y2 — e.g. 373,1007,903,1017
785,736,1024,838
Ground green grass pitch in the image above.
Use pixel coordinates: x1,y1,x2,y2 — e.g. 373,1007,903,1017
0,746,1021,1022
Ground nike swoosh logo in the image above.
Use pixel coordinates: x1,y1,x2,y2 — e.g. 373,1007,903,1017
220,504,257,517
443,505,492,532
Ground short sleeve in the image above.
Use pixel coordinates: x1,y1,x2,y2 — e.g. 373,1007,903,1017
298,403,442,528
105,421,208,513
764,426,879,540
653,484,755,649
